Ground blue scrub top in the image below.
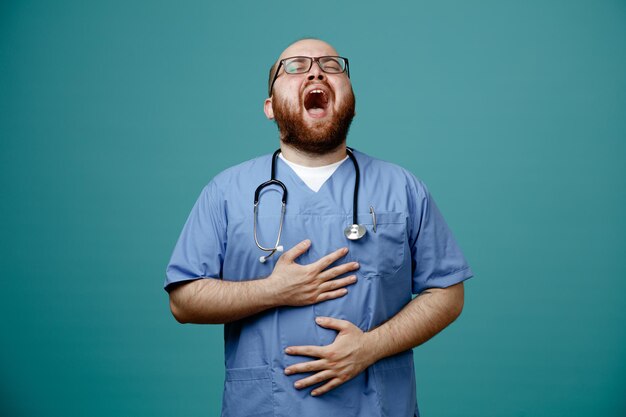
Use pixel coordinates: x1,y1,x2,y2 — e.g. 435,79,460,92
165,149,473,417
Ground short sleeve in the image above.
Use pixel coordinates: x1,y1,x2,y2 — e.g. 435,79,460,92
164,181,227,292
407,175,473,294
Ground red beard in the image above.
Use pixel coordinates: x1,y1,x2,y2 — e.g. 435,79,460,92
272,87,356,155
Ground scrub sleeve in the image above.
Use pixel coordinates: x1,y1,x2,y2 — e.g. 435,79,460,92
407,175,473,293
165,181,226,292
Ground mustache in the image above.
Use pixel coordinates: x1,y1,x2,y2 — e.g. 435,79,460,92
302,79,333,92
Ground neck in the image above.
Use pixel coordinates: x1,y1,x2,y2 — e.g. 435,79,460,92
279,141,347,167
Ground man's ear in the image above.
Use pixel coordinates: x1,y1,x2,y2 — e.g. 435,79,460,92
264,98,274,120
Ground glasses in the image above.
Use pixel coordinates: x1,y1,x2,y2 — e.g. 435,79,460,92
268,56,350,96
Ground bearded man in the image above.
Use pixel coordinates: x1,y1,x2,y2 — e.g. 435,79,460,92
165,38,473,417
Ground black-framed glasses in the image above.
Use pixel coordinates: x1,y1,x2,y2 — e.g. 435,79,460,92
268,56,350,96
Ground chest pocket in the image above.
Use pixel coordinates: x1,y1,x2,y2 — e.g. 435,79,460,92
348,211,407,279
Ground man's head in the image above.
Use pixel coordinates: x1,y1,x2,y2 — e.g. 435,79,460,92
264,39,356,155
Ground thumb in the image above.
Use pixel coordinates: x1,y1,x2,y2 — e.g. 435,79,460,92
315,316,352,332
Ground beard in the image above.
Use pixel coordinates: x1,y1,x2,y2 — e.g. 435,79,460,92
272,86,356,155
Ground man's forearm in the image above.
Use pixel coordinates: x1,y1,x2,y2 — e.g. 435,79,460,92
169,277,278,324
281,282,466,396
168,241,360,325
364,282,465,362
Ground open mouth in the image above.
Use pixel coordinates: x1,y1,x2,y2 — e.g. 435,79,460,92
304,89,330,118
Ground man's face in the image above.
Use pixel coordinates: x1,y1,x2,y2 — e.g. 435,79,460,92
266,40,355,155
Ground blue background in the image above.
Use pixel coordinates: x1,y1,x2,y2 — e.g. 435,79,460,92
1,1,625,416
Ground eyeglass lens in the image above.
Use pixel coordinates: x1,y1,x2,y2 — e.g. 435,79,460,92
284,57,346,74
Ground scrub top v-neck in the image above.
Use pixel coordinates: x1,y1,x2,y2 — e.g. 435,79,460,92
279,153,348,193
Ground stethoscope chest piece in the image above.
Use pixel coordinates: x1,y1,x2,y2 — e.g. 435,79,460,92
344,224,367,240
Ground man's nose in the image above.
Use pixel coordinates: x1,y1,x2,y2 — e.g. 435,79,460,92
307,60,325,81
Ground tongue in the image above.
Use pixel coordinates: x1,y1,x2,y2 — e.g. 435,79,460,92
307,108,326,118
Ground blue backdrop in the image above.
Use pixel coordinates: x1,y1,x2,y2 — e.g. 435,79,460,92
1,1,625,416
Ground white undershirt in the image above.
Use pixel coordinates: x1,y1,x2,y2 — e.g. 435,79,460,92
279,153,349,192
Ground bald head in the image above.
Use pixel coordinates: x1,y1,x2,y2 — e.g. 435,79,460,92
279,38,339,60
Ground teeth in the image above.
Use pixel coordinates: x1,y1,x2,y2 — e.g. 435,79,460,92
311,89,324,94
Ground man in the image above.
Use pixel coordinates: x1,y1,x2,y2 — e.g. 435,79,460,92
165,38,473,417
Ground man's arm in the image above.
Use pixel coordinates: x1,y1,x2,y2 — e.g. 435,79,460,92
169,239,360,324
365,281,464,359
284,282,464,396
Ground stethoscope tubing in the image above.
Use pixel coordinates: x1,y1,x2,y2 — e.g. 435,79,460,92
346,148,359,227
253,147,362,262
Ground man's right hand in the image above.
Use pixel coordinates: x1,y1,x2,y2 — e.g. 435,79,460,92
266,239,359,306
169,239,359,324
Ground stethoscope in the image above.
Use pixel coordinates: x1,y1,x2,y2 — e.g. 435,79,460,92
253,147,369,263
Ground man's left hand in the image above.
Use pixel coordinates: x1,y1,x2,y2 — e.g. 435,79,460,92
284,316,377,396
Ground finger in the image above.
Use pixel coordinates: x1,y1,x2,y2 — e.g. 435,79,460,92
285,345,325,358
315,288,349,303
319,275,357,293
315,316,353,332
293,370,334,390
311,377,345,396
318,261,360,281
279,239,311,263
310,247,349,271
284,359,326,376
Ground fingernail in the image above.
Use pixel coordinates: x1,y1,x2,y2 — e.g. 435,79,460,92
351,275,357,282
343,247,349,254
294,382,302,389
311,390,319,396
353,262,359,268
315,317,324,324
285,347,293,354
284,368,292,375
